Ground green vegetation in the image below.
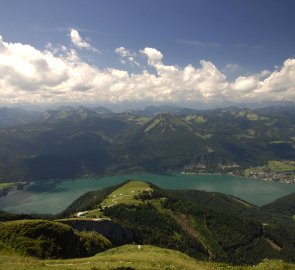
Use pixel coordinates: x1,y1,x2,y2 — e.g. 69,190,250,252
235,109,260,120
262,191,295,217
0,182,17,197
0,182,15,189
100,181,152,208
0,244,294,270
267,160,295,172
1,180,295,268
270,140,286,144
68,181,153,218
0,210,35,222
0,106,295,181
58,184,121,218
243,160,295,183
104,203,208,261
0,220,111,259
195,132,213,139
185,114,207,123
58,181,295,265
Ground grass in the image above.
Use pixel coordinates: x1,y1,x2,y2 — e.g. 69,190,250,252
244,160,295,178
145,118,162,133
80,181,153,218
243,167,264,177
84,209,104,218
236,111,260,121
207,146,215,153
235,134,255,139
195,132,212,139
185,115,207,123
1,244,294,270
267,160,295,172
100,181,152,209
0,182,15,189
247,129,255,136
269,141,286,144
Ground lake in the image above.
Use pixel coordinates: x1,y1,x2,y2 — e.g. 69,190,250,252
1,173,295,214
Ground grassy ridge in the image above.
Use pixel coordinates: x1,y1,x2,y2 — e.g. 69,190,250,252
0,220,111,259
0,244,294,270
85,181,152,218
101,180,151,207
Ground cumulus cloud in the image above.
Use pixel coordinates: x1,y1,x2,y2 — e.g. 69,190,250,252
0,34,295,106
140,47,163,66
115,47,140,66
69,29,98,52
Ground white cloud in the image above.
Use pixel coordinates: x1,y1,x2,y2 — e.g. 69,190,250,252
0,34,295,106
140,47,163,66
115,47,140,66
232,76,258,92
69,29,98,52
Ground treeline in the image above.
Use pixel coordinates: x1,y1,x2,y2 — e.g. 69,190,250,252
262,191,295,217
104,203,208,260
57,182,125,218
58,183,295,265
107,188,295,265
162,193,295,264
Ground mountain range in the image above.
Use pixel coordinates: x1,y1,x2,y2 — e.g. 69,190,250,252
0,105,295,181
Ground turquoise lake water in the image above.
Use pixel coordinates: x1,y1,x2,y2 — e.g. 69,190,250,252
1,173,295,214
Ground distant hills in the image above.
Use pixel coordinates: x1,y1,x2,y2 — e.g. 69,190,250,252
0,107,40,128
0,104,295,180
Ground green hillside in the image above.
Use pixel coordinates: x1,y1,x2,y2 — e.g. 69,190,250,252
0,220,111,259
1,180,295,269
262,191,295,217
59,180,295,265
0,244,294,270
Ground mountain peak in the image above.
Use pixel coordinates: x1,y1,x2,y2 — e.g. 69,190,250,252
144,113,193,134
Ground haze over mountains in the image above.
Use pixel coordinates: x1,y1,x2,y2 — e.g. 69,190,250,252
0,104,295,181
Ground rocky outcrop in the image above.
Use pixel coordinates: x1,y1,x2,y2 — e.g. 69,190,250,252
59,219,135,246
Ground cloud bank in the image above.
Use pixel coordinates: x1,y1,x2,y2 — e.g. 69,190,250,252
0,32,294,107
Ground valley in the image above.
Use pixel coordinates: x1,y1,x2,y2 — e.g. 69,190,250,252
1,105,295,268
0,105,295,183
1,2,295,269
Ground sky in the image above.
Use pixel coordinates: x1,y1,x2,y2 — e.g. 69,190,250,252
0,0,295,109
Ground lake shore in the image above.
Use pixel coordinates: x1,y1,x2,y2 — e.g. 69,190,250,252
1,173,295,215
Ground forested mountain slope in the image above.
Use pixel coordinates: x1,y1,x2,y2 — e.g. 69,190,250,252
0,105,295,180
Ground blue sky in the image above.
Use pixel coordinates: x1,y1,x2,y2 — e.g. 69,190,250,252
0,0,294,108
